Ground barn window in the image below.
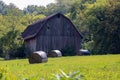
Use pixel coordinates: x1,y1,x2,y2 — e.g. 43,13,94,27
47,23,50,31
47,27,50,30
57,14,60,18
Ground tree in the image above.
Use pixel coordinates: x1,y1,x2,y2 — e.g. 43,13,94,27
6,3,23,16
0,1,7,15
45,3,59,16
84,0,120,54
23,5,46,15
0,30,20,59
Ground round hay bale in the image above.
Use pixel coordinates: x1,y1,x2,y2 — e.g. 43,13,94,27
48,50,62,57
77,49,90,56
28,51,48,64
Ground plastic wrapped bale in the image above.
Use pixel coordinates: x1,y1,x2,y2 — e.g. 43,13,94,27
77,49,90,56
28,51,48,64
48,50,62,57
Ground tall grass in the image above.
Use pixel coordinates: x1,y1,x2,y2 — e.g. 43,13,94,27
0,55,120,80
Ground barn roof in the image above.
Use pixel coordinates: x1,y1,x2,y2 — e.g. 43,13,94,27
22,13,83,40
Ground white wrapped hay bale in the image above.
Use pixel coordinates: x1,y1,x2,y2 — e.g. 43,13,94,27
48,50,62,57
77,49,90,56
29,51,48,64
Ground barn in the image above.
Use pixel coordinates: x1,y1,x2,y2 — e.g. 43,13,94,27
22,13,83,55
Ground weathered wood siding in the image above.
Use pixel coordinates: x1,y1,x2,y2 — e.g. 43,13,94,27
36,15,82,52
25,38,36,52
36,36,81,52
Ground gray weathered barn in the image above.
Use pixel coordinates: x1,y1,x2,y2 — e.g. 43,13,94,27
22,13,83,54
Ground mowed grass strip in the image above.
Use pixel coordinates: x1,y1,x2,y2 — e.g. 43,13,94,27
0,54,120,80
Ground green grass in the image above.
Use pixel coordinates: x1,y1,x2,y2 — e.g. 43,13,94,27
0,55,120,80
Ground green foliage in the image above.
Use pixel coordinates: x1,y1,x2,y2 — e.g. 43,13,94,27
0,1,7,15
0,67,17,80
23,5,46,15
51,70,83,80
83,40,94,51
67,0,120,54
46,3,59,16
10,43,27,58
84,0,120,54
0,30,20,59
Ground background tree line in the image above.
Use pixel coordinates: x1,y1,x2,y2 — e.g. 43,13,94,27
0,0,120,59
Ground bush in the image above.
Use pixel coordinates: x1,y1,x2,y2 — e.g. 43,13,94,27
10,44,27,58
83,40,96,55
61,46,76,56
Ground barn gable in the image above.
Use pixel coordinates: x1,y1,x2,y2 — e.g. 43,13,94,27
22,13,83,40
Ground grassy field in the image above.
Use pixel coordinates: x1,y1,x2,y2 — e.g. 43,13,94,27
0,55,120,80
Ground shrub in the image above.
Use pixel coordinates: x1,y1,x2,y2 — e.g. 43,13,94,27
61,46,76,56
11,44,27,58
